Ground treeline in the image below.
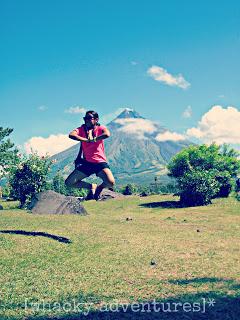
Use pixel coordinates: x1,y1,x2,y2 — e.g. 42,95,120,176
115,182,178,196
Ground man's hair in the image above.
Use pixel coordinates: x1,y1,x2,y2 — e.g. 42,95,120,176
84,110,100,126
85,110,99,119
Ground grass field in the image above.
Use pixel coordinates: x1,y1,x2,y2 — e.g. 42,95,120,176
0,195,240,319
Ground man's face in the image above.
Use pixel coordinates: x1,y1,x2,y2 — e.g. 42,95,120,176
84,115,98,128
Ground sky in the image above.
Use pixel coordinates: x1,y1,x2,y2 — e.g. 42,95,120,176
1,0,240,155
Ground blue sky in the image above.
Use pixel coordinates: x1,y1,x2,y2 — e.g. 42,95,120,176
1,0,240,155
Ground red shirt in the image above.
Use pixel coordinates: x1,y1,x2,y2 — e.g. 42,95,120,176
76,125,107,163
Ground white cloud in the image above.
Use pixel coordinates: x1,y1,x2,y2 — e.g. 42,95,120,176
155,130,185,142
114,116,186,142
147,65,190,89
38,105,47,111
182,105,192,118
24,134,78,157
64,106,87,114
114,118,158,139
187,105,240,144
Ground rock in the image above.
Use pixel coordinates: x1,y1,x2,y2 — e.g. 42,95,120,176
88,189,125,201
29,190,88,215
197,229,200,232
150,259,157,266
126,217,133,221
140,191,148,197
0,205,3,210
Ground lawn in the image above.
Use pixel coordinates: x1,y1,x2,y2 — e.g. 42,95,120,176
0,195,240,319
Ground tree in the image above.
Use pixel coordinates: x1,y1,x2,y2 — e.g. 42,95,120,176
0,127,19,179
168,144,240,206
9,153,52,207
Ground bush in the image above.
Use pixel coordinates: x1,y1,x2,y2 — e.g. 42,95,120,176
122,183,138,195
178,170,220,206
52,172,67,195
236,178,240,192
1,184,11,198
67,187,88,198
9,153,52,207
168,144,240,207
215,171,232,198
236,192,240,201
52,172,87,197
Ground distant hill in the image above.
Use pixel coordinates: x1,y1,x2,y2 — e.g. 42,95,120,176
50,109,193,185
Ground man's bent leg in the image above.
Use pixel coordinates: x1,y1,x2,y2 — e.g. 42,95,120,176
65,169,91,189
95,168,115,200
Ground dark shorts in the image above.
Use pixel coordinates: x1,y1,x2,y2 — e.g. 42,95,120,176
76,160,110,177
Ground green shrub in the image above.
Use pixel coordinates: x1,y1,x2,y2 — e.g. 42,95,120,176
9,153,52,207
123,183,138,195
52,172,67,195
1,184,11,198
215,171,232,198
236,192,240,201
168,144,240,207
67,187,88,198
178,170,220,206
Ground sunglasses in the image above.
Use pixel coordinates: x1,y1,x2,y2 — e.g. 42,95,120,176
83,116,95,121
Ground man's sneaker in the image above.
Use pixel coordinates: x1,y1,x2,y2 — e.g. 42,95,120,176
94,185,103,201
85,190,94,200
85,184,97,201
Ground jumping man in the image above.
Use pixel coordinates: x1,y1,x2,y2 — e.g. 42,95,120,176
65,110,115,200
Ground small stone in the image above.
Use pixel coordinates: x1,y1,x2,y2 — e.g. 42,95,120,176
126,217,133,221
150,259,157,266
197,229,200,232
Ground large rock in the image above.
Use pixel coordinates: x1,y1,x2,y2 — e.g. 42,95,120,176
29,190,88,215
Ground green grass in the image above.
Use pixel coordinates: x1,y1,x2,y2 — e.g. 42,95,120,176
0,195,240,319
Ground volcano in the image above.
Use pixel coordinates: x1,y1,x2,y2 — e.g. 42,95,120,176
50,109,193,185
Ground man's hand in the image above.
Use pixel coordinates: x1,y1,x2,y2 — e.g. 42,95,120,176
87,137,97,143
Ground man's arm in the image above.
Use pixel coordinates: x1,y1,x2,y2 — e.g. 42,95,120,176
95,127,111,141
69,129,89,142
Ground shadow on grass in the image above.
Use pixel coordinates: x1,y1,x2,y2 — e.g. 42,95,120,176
139,201,183,209
2,278,240,319
168,277,236,285
0,229,72,244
